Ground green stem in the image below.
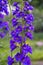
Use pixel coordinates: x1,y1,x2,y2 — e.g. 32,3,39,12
19,42,22,65
19,0,24,65
8,0,13,58
19,62,21,65
11,51,12,57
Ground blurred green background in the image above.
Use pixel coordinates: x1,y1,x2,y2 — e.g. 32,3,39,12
0,0,43,65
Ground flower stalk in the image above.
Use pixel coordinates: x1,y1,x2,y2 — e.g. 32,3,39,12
0,0,34,65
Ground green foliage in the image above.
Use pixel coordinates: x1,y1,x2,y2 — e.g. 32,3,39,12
34,33,43,41
31,0,43,8
33,9,43,32
10,0,23,4
31,50,43,61
8,0,43,8
31,0,39,7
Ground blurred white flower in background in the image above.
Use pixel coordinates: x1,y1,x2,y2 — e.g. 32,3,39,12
29,0,32,2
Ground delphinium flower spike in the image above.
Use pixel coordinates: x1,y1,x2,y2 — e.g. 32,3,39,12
0,0,9,38
8,1,34,65
0,0,34,65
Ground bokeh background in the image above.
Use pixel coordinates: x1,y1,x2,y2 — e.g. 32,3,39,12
0,0,43,65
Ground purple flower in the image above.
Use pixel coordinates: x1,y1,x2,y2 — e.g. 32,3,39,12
28,14,34,21
0,0,8,4
0,13,4,18
0,21,3,29
0,21,9,38
22,56,31,65
15,25,22,33
2,21,9,27
24,24,34,31
24,1,29,6
12,2,20,15
24,1,34,11
27,5,34,10
12,18,18,27
3,5,9,15
11,30,18,38
24,5,34,11
29,24,34,31
0,32,6,38
8,56,14,65
15,11,22,18
15,11,25,18
0,0,9,15
13,35,22,44
0,0,8,7
25,32,33,40
22,44,32,54
11,30,22,43
13,2,19,6
10,39,17,51
2,22,9,33
12,6,20,15
24,14,34,23
14,53,24,62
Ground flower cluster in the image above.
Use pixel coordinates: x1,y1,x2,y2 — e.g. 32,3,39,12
8,56,14,65
0,1,34,65
8,1,34,65
0,0,9,38
0,20,9,38
0,0,9,15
